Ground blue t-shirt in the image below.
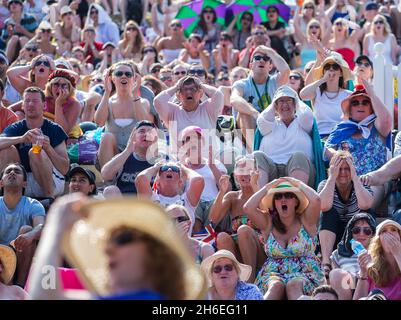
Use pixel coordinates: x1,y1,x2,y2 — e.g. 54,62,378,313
98,290,165,300
2,119,68,172
0,196,45,245
232,73,279,113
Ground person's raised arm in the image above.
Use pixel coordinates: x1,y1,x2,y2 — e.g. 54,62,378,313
360,155,401,186
179,164,205,208
153,82,180,126
353,251,371,300
226,15,238,35
94,73,112,126
198,43,210,70
135,162,164,198
300,71,329,101
362,79,392,138
256,102,275,136
319,157,340,212
266,47,290,86
345,157,374,210
6,65,31,94
29,194,89,300
325,1,337,21
208,175,233,225
293,12,307,45
201,82,224,120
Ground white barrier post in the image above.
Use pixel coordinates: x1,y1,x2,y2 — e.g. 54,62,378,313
373,42,385,104
397,62,401,130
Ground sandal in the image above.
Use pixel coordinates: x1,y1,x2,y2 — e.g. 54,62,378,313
322,263,332,280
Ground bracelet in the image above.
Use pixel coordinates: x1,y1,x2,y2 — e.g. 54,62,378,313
357,274,368,280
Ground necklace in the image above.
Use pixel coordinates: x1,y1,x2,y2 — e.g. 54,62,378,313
324,89,341,100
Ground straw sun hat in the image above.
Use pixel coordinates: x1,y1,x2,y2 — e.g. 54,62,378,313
314,53,353,86
200,250,252,287
260,181,309,214
62,198,207,299
0,245,17,285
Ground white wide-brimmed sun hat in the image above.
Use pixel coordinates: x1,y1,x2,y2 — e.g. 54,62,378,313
200,249,252,287
62,198,207,299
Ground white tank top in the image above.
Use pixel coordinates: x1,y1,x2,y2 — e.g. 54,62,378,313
368,35,393,65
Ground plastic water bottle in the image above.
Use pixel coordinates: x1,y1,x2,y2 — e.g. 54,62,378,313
350,239,367,255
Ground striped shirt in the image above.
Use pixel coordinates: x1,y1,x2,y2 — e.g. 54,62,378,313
317,180,373,222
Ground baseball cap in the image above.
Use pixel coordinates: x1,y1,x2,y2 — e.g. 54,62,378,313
67,165,97,195
365,2,379,10
355,55,373,68
135,120,156,130
60,5,73,16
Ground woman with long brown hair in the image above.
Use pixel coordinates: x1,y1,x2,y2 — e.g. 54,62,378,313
118,21,145,62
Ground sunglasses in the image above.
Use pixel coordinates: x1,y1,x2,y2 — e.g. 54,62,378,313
304,5,314,9
350,99,371,106
188,69,206,76
90,78,103,83
175,216,190,223
159,165,180,173
174,70,187,76
41,29,52,33
160,76,172,82
356,62,371,68
203,9,214,14
309,25,320,29
220,36,230,41
253,31,265,36
241,16,252,22
143,49,155,54
151,68,161,73
52,82,69,89
267,10,277,14
110,231,144,246
26,47,38,52
352,227,373,236
374,20,384,25
253,55,271,62
289,74,301,80
126,27,137,31
34,60,50,67
335,22,343,26
113,71,134,78
213,264,234,273
218,76,229,81
323,63,340,71
170,23,182,28
274,192,296,200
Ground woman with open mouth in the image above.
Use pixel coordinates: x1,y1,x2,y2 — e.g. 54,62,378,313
94,61,155,169
7,54,56,119
243,177,324,300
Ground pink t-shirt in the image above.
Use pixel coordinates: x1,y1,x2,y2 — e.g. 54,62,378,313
368,277,401,300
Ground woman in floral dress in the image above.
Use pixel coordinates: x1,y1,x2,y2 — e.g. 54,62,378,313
244,177,325,300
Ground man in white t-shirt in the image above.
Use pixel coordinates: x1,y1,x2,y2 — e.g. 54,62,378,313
135,160,204,236
153,75,224,158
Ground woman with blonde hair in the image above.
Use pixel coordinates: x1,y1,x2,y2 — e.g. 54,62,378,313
354,220,401,300
43,69,82,139
328,18,362,69
293,19,330,70
166,204,214,265
118,21,145,62
363,14,398,65
54,6,81,56
94,61,154,169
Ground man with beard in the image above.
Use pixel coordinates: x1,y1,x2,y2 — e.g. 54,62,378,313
0,87,69,198
101,121,159,194
0,163,45,286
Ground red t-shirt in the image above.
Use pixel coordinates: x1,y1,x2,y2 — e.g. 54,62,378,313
0,106,18,134
239,47,256,68
80,41,103,65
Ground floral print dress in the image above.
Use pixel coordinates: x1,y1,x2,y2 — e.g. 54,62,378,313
255,225,325,295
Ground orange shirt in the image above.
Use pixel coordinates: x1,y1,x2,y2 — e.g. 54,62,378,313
0,106,18,134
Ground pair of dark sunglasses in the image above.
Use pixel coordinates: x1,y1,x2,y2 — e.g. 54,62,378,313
189,69,206,76
143,49,155,54
174,70,187,76
151,68,161,73
170,23,182,28
289,74,301,80
175,216,190,223
374,20,384,25
160,165,180,173
218,76,229,81
113,71,134,78
203,9,214,14
356,62,371,68
253,55,271,62
90,10,98,15
350,99,371,106
41,29,52,33
110,231,144,246
351,227,373,236
213,264,234,273
323,63,340,71
34,60,50,67
274,192,296,200
26,47,38,52
126,27,137,32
